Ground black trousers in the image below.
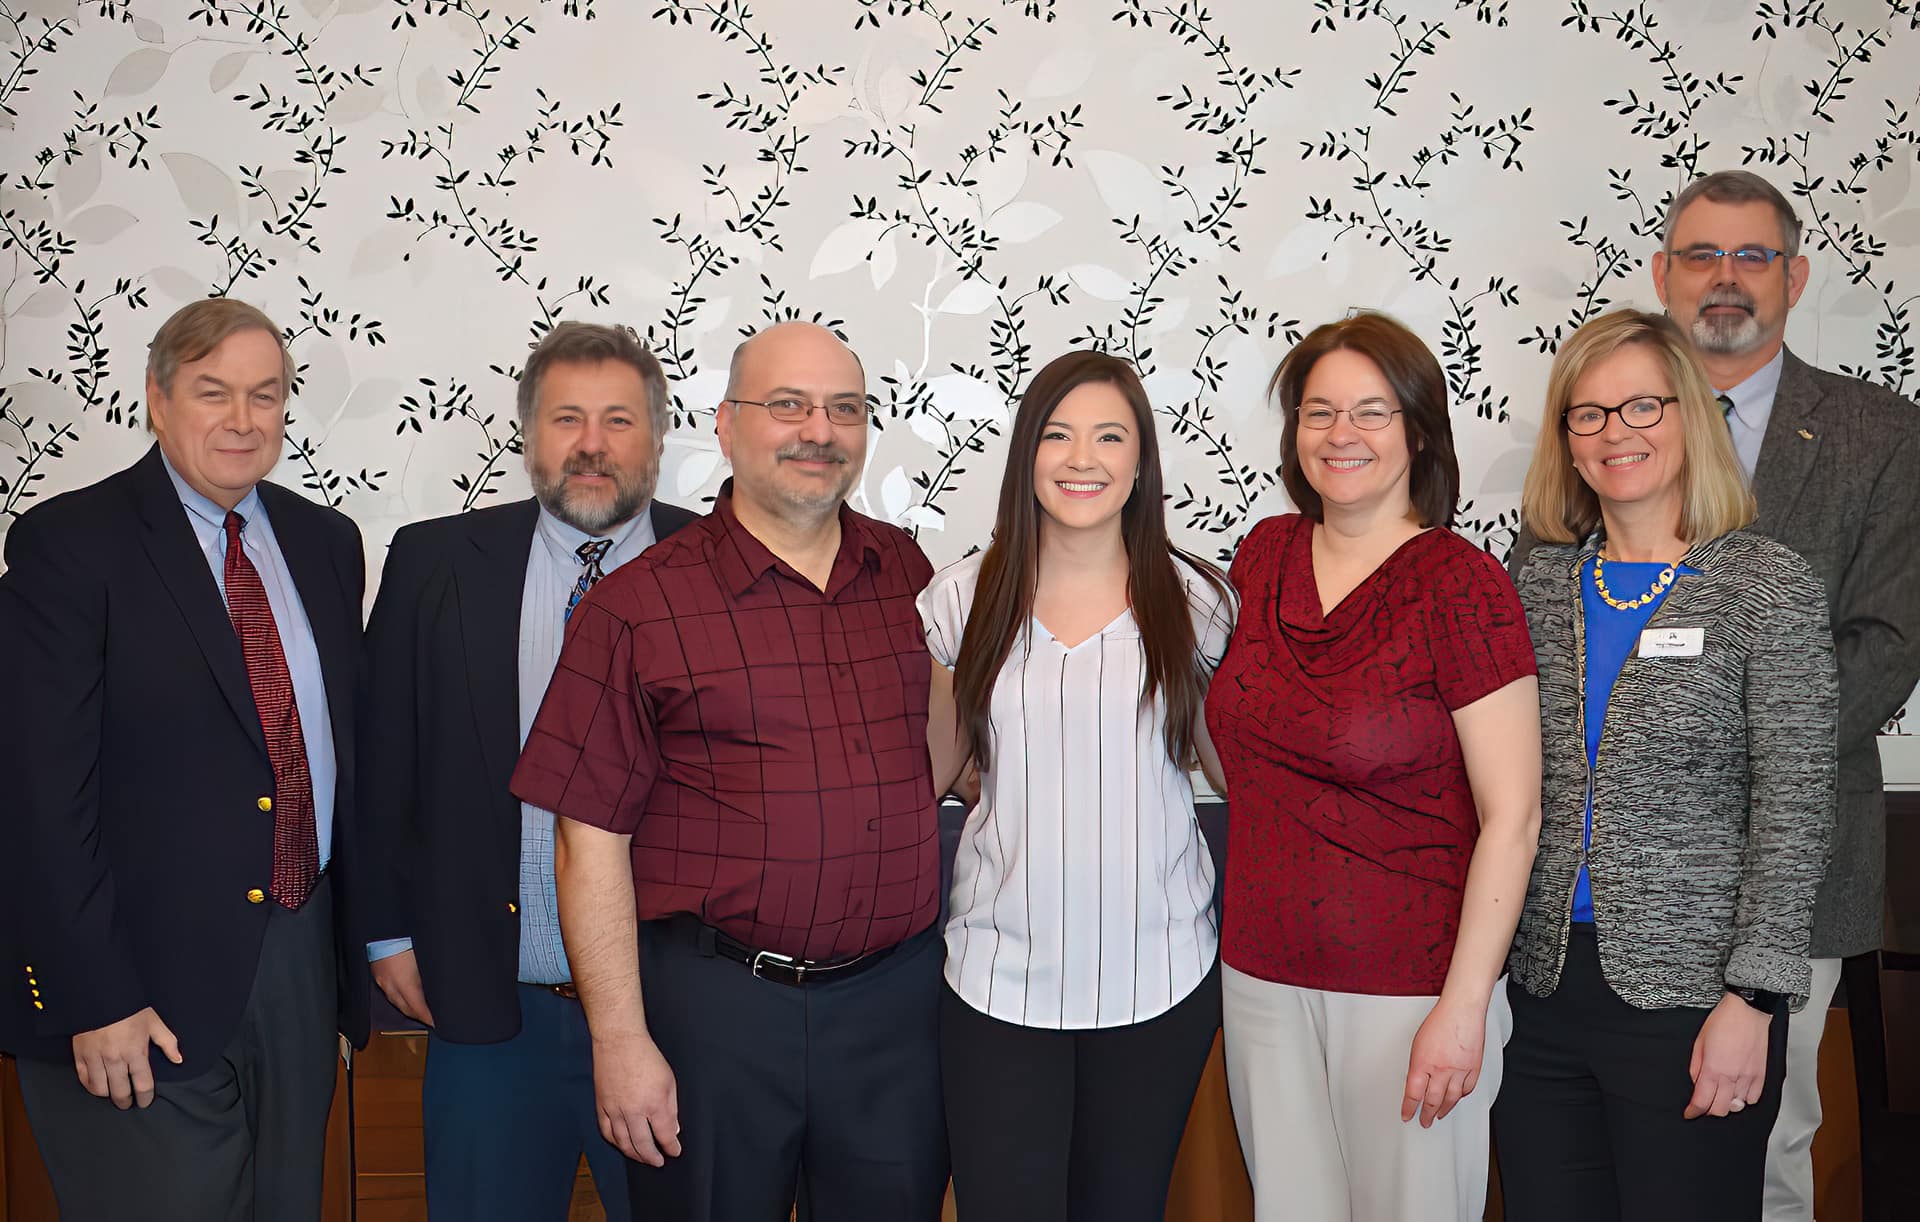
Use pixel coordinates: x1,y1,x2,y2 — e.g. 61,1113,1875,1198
941,959,1222,1222
15,874,340,1222
1492,926,1787,1222
626,920,948,1222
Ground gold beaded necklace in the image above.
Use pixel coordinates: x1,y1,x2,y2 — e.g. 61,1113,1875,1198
1591,553,1677,611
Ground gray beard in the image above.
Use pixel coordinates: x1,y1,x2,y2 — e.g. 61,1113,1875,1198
1689,309,1764,355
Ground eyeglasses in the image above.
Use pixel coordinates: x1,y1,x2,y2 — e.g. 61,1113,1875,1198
1297,405,1402,431
1667,246,1788,272
1562,395,1677,436
729,397,868,427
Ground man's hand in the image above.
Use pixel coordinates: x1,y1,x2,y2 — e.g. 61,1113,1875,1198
371,949,435,1027
71,1007,182,1109
592,1031,683,1166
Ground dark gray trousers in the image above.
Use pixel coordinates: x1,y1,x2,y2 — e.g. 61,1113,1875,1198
16,875,340,1222
627,919,949,1222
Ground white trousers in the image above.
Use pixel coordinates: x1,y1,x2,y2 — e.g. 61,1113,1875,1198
1222,964,1512,1222
1762,956,1844,1222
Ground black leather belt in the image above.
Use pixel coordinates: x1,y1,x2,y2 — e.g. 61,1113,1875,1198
667,915,902,987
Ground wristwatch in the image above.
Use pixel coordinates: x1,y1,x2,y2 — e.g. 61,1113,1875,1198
1730,985,1786,1015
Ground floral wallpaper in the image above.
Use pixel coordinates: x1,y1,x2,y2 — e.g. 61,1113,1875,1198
2,0,1915,739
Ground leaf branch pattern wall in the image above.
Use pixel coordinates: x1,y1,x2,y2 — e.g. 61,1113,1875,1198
2,0,1916,736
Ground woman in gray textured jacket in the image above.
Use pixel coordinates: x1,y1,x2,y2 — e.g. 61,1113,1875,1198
1490,309,1836,1222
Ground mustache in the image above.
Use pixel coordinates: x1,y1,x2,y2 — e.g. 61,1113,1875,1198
562,455,618,477
777,443,849,465
1698,287,1755,314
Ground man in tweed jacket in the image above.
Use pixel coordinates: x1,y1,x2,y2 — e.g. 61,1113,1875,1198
1650,170,1920,1222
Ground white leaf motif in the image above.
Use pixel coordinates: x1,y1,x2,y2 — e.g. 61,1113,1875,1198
810,219,891,279
17,287,71,318
1877,209,1920,248
909,411,949,449
868,229,899,290
881,466,914,522
210,52,253,93
901,504,945,531
1064,264,1135,302
1082,150,1167,225
161,152,239,224
147,266,210,304
1027,46,1094,99
934,280,998,316
927,373,1007,425
675,449,725,498
67,205,141,244
55,154,102,214
105,48,172,98
992,202,1062,244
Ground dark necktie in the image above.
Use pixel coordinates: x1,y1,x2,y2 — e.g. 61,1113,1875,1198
1717,393,1736,428
223,511,319,910
565,538,613,621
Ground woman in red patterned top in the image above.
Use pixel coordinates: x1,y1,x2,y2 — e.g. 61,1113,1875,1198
1205,312,1543,1222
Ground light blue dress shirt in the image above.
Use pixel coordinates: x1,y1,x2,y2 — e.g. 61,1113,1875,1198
1718,345,1784,480
367,505,656,981
512,507,655,984
162,453,337,867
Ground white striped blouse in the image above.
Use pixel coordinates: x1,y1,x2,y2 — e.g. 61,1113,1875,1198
919,552,1235,1030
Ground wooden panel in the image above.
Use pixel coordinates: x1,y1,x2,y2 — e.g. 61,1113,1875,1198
1167,1032,1255,1221
1815,1008,1863,1222
1,1058,56,1222
356,1199,428,1222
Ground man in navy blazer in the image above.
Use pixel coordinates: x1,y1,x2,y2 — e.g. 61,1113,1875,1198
0,298,369,1220
360,321,696,1220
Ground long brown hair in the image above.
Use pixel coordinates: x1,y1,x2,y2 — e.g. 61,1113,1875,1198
953,350,1230,771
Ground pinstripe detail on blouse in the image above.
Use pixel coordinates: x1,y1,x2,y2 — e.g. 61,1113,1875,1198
919,552,1235,1029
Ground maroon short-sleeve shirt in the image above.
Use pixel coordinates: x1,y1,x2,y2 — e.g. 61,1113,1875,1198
510,482,941,961
1205,514,1536,995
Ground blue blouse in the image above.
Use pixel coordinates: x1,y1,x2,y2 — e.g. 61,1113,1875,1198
1575,556,1698,923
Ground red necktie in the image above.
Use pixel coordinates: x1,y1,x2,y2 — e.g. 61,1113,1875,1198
223,511,319,910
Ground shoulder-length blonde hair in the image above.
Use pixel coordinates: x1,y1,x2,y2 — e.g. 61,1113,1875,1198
1521,309,1755,545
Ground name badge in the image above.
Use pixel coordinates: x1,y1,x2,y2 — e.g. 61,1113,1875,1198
1640,627,1704,658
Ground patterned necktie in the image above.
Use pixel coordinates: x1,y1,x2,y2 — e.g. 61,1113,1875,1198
565,538,613,621
223,511,319,910
1717,393,1736,428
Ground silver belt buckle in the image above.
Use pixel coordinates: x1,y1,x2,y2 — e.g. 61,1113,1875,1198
751,949,807,985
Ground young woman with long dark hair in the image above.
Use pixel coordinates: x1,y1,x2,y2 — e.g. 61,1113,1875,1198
921,350,1234,1222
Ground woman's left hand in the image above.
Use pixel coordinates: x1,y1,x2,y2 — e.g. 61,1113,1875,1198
1402,994,1486,1128
1685,993,1772,1119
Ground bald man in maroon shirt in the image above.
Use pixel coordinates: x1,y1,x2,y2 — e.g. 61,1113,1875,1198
511,322,949,1221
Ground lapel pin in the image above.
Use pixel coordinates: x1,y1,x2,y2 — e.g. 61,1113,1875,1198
1797,428,1814,440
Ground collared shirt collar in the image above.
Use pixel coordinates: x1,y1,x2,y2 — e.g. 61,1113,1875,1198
159,448,265,535
712,478,881,599
534,501,650,565
1719,345,1785,435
